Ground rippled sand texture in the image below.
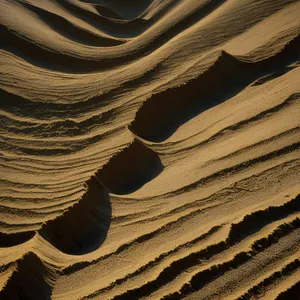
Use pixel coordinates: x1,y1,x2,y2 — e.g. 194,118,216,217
1,0,300,299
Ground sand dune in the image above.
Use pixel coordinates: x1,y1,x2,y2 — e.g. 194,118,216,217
0,0,300,299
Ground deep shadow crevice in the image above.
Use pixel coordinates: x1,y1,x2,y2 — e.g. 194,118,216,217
96,139,163,194
129,34,300,142
39,178,111,255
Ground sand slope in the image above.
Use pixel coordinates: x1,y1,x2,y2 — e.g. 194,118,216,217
0,0,300,299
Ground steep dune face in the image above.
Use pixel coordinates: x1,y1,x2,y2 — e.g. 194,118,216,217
0,231,35,247
0,0,300,299
130,35,300,141
0,252,57,300
40,177,111,255
96,139,163,194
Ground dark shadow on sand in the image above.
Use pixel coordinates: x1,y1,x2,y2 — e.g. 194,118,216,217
130,34,300,142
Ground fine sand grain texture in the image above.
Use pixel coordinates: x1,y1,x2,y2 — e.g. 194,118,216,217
1,0,300,299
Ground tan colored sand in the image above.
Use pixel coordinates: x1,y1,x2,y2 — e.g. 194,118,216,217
0,0,300,299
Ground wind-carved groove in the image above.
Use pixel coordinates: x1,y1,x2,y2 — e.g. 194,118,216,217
18,1,124,47
129,34,300,142
82,0,153,20
164,142,300,197
61,179,299,274
92,0,179,24
96,139,163,194
161,219,300,300
62,219,222,276
80,226,223,299
276,280,300,300
0,252,57,300
226,194,300,244
250,63,299,87
0,0,227,72
92,5,125,20
1,1,300,298
56,0,147,38
0,25,108,73
39,177,111,255
0,231,35,247
237,258,300,300
112,195,300,299
39,139,162,254
0,61,160,118
0,110,115,138
60,0,225,40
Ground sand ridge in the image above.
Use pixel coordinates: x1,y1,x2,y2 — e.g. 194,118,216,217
0,0,300,299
